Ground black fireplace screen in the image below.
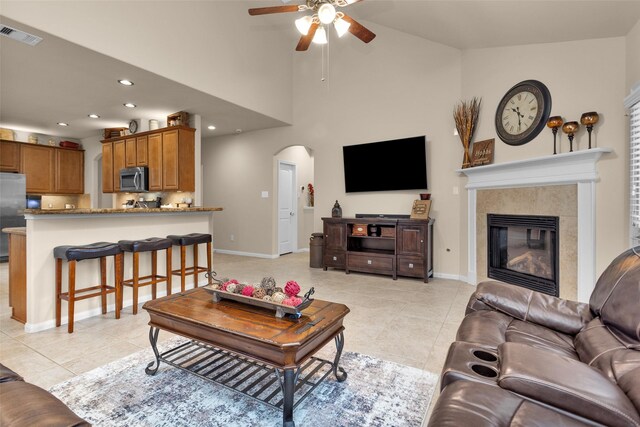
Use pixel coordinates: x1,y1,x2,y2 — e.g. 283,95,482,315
487,214,559,296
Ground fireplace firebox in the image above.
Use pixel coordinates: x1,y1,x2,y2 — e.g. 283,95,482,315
487,214,559,296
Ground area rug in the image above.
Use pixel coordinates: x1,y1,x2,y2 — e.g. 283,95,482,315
49,338,438,427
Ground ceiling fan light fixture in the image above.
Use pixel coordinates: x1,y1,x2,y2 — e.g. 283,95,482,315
312,26,328,44
295,15,313,35
317,3,336,25
334,17,351,37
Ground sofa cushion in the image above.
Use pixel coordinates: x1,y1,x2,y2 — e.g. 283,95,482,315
0,364,23,383
498,342,640,427
0,380,90,427
618,366,640,414
575,318,630,379
428,381,593,427
456,310,513,348
505,319,579,359
589,246,640,341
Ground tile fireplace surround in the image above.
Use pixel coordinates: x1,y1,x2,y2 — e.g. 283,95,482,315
459,148,612,303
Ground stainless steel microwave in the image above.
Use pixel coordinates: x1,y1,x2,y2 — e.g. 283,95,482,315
120,167,149,192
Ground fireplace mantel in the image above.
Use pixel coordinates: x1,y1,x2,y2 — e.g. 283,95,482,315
459,148,613,303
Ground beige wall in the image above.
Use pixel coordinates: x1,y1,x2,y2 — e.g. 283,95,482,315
203,24,464,275
626,19,640,93
461,37,627,277
1,1,293,123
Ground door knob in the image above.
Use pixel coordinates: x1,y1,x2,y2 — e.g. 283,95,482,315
290,212,295,216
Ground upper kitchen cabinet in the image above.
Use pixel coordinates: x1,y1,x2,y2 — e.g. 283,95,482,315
101,125,195,193
102,142,114,193
55,148,84,194
20,144,54,194
0,140,20,172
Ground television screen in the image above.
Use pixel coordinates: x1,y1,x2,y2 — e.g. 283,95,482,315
343,136,427,193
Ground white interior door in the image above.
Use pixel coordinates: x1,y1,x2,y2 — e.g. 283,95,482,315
278,162,297,255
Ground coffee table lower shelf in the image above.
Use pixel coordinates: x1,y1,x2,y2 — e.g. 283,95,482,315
145,328,347,424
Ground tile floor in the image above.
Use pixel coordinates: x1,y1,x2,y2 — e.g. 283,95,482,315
0,252,474,424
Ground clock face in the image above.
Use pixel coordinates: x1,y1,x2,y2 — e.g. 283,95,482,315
495,80,551,146
129,120,138,134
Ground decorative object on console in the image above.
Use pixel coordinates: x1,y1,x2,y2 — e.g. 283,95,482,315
453,97,481,169
471,138,495,166
495,80,552,146
307,183,314,207
411,199,432,219
580,111,599,149
332,200,342,218
562,121,580,152
546,116,564,154
248,0,375,52
420,193,431,200
351,224,368,236
167,111,189,127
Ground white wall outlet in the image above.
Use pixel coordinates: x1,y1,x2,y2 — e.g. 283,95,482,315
261,191,269,198
453,186,459,195
230,234,235,241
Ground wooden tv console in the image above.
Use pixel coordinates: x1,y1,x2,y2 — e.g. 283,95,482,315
322,216,434,282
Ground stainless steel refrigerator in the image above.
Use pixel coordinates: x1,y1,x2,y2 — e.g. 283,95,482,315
0,173,26,262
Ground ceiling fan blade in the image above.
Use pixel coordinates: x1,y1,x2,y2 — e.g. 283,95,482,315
248,5,300,16
341,14,376,43
296,22,319,51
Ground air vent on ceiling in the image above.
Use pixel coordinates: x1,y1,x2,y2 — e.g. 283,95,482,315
0,25,43,46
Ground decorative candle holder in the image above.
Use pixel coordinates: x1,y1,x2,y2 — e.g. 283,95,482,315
562,121,579,152
580,111,599,149
546,116,564,155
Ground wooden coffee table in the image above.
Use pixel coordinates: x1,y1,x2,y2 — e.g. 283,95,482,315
142,287,350,427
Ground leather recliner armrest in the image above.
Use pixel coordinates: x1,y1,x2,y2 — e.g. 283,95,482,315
498,342,640,427
468,280,592,335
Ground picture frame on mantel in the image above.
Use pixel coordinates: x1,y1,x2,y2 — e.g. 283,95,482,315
410,200,431,219
471,138,495,167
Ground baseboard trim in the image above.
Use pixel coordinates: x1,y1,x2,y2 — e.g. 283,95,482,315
433,272,473,285
214,249,279,259
296,248,310,253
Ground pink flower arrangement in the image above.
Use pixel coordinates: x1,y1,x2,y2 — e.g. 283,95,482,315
282,296,302,307
241,285,255,297
284,280,300,297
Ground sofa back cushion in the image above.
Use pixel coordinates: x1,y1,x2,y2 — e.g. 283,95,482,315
589,246,640,342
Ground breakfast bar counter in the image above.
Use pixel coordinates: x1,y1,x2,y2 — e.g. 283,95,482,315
21,207,223,332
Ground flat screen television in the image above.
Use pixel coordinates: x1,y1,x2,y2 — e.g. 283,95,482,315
343,136,427,193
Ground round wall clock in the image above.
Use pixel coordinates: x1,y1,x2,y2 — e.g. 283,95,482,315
495,80,551,146
128,120,138,134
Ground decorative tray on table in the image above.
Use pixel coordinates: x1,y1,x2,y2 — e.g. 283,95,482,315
203,272,314,319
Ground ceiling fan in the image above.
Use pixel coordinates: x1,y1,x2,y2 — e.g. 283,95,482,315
248,0,376,51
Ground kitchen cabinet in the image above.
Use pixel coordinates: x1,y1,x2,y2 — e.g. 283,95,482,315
162,129,179,190
148,133,162,191
136,136,148,166
125,138,137,167
162,128,195,191
0,140,20,172
21,144,54,194
113,140,126,192
55,148,84,194
102,142,114,193
5,228,26,323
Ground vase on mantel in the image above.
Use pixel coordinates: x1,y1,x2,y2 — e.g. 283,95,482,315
462,146,472,169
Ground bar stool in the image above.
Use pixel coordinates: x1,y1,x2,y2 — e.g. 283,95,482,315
167,233,212,292
54,242,122,333
118,237,172,315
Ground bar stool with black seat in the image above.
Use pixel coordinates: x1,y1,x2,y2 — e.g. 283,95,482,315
54,242,123,333
167,233,212,292
118,237,172,315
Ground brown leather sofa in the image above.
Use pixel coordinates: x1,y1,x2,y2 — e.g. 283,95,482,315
0,363,90,426
429,246,640,426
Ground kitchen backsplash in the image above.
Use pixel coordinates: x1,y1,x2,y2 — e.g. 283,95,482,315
41,194,91,209
114,192,195,208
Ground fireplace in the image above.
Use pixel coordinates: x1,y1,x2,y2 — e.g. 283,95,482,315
487,214,559,296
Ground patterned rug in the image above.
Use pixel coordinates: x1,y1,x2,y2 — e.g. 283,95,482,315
50,338,437,427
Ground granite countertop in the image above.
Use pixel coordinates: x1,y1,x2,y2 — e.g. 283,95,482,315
1,227,26,235
24,207,223,215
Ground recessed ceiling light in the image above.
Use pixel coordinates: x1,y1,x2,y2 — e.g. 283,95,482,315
208,125,216,130
118,79,134,86
123,103,136,108
88,114,100,119
57,122,69,126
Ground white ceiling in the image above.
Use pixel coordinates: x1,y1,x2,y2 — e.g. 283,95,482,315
1,1,639,141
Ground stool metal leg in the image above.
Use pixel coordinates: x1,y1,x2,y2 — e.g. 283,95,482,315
166,246,172,296
115,253,122,319
192,243,199,288
180,245,186,292
206,242,212,285
68,260,76,333
100,256,107,315
151,250,158,300
55,258,62,327
133,252,140,315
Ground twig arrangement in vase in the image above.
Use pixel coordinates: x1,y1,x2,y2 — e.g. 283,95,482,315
453,97,482,169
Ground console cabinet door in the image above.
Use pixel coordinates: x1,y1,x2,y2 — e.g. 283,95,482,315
102,142,114,193
397,224,426,256
148,133,163,191
55,149,84,194
20,144,54,194
113,140,126,192
323,220,347,269
0,140,20,172
125,138,136,167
